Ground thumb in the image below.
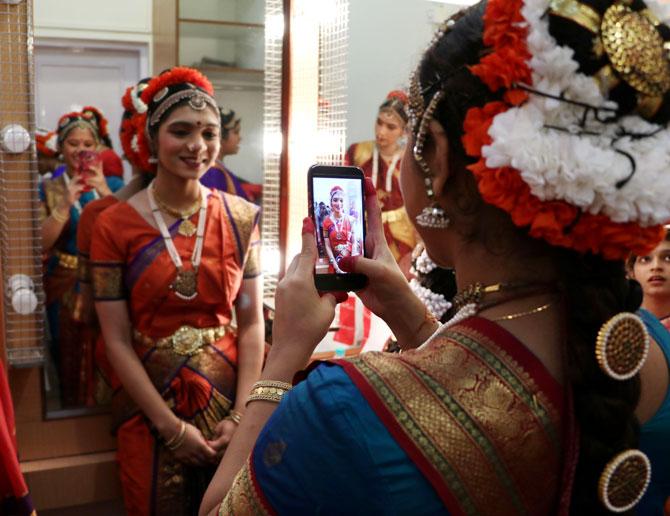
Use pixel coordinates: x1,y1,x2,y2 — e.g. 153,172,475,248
339,255,381,279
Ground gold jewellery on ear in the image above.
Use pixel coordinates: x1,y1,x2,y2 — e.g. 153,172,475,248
408,19,457,230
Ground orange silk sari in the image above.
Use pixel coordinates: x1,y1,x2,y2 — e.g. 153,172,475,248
91,190,260,516
77,195,119,406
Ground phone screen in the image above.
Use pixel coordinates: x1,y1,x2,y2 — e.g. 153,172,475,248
309,165,367,291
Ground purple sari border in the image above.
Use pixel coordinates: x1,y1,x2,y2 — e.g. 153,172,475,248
125,219,181,291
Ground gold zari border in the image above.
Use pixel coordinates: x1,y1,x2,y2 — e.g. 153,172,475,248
91,263,124,300
344,322,563,515
219,458,271,515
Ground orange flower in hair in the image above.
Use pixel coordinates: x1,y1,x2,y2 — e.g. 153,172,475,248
140,66,214,106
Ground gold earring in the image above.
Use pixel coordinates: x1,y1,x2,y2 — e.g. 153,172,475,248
412,90,450,229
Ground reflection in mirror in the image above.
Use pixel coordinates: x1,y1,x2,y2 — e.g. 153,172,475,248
33,0,271,418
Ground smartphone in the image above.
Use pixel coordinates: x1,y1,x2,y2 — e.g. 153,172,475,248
77,150,100,192
308,164,368,292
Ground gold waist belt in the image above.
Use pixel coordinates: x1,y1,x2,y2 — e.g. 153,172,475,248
56,251,78,269
133,325,228,356
381,206,408,224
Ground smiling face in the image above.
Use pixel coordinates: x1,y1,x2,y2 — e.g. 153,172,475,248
155,103,221,180
61,126,98,171
330,191,344,216
632,240,670,300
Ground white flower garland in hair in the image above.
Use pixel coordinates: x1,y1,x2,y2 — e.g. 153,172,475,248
131,84,148,115
409,278,452,320
481,0,670,227
45,132,58,153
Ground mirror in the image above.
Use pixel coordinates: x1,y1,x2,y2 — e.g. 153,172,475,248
33,0,275,417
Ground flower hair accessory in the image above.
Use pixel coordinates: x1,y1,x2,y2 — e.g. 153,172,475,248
120,78,151,172
411,0,670,260
82,106,112,148
380,89,410,125
35,129,58,158
56,111,100,149
330,185,344,201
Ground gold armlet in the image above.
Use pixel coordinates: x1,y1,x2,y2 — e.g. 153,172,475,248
245,380,293,407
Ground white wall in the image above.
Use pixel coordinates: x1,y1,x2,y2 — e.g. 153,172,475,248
34,0,153,43
346,1,461,146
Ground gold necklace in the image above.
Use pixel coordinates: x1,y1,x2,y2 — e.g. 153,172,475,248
491,302,553,322
152,186,201,237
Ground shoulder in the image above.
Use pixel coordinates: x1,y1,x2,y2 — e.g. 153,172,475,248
78,197,119,242
322,217,333,228
347,141,375,166
218,190,260,224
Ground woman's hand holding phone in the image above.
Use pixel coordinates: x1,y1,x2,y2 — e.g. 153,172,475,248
77,150,110,196
266,219,348,375
339,178,436,349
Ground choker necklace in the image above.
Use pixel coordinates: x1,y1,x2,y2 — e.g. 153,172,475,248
452,281,555,311
151,186,202,237
148,180,208,301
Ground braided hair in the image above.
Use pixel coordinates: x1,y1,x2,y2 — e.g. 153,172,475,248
416,2,648,512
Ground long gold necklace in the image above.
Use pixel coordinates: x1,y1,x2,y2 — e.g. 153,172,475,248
151,186,201,237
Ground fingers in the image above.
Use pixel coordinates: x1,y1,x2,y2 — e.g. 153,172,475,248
319,291,348,304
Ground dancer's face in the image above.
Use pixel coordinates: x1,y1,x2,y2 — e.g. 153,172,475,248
155,104,220,180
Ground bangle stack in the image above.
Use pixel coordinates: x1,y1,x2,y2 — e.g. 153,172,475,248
165,420,187,451
245,380,292,407
51,208,69,223
224,408,243,425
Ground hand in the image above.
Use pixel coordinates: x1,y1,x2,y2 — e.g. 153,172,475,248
268,219,346,371
339,178,415,322
82,155,111,196
57,176,86,213
170,422,218,466
207,418,238,457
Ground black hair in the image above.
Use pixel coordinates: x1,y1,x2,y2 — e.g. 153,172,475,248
417,2,643,512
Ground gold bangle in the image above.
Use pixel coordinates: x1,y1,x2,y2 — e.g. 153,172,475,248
245,380,293,407
165,420,187,450
51,208,69,223
224,409,243,425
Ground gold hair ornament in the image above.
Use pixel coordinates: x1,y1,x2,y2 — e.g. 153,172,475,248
595,312,650,381
598,449,651,513
149,88,218,127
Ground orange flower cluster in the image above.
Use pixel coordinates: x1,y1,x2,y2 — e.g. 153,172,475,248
119,86,142,171
461,0,664,260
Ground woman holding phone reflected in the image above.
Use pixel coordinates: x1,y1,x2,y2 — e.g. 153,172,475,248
202,1,670,513
40,110,123,407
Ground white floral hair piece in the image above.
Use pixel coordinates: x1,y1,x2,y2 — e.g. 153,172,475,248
480,0,670,227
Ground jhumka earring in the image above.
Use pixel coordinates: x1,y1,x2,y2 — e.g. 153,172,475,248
412,89,450,229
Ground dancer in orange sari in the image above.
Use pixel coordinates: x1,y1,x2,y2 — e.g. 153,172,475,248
345,91,416,274
91,67,264,515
